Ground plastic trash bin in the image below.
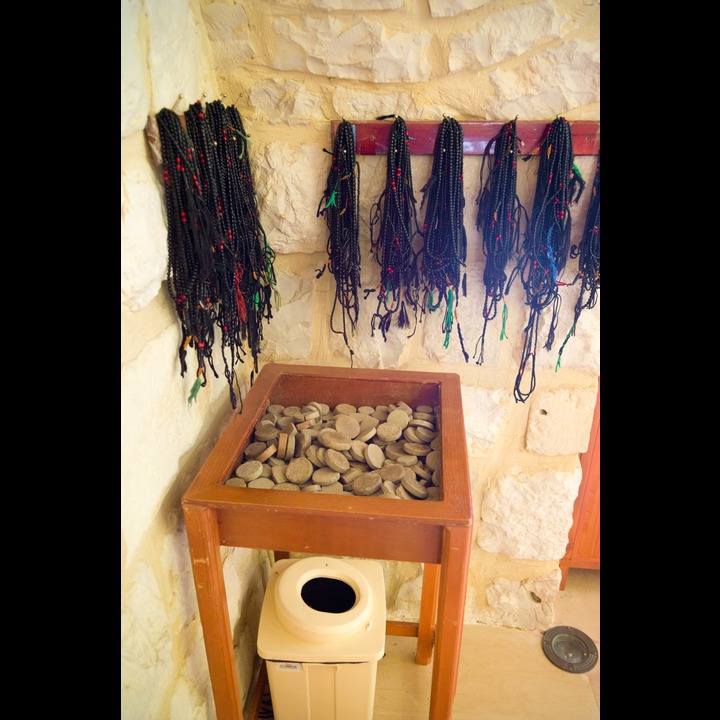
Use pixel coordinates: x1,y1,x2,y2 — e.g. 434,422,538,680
257,555,386,720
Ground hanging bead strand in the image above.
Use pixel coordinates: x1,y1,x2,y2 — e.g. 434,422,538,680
367,115,423,340
316,119,361,365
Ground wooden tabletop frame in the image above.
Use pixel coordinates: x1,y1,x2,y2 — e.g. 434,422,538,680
182,363,474,719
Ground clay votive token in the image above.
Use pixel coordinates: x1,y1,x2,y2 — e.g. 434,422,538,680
301,484,322,492
426,486,442,500
312,467,341,486
318,428,352,451
267,404,285,415
409,418,435,429
414,426,438,442
402,427,422,443
283,433,296,461
276,433,289,459
247,477,277,490
334,413,360,439
225,477,247,487
341,467,362,485
305,445,321,467
384,442,406,460
254,443,278,463
235,460,263,481
357,405,375,414
401,474,428,499
416,405,434,414
349,440,368,462
403,442,432,457
355,427,377,443
254,425,279,442
425,450,442,471
379,463,405,483
396,485,414,500
334,403,357,415
376,421,402,443
352,472,382,496
324,448,350,473
285,456,314,484
308,401,330,416
381,480,399,496
364,443,385,470
271,465,288,483
321,482,345,494
244,441,269,458
371,406,389,420
272,483,300,491
386,409,410,429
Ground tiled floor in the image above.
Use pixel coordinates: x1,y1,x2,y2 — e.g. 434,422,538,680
373,569,600,720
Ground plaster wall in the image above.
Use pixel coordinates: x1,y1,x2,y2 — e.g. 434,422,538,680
121,1,599,717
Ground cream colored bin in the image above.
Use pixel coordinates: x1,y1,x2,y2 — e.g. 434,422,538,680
257,556,386,720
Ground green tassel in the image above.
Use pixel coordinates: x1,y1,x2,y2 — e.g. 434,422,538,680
188,376,202,406
555,324,575,372
500,302,508,340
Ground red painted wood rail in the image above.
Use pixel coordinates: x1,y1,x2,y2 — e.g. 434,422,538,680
331,119,600,156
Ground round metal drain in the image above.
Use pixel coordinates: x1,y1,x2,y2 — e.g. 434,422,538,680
542,625,598,673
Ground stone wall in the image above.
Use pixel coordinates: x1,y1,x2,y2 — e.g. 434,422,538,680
121,1,599,717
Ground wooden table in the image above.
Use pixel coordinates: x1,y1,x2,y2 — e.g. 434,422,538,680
182,363,473,720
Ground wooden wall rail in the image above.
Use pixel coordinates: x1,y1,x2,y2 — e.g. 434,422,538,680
330,119,600,156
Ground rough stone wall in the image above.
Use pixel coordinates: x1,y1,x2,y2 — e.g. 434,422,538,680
121,1,599,718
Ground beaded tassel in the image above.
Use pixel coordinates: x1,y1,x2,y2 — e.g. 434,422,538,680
419,116,469,361
156,108,220,403
158,99,277,409
316,119,361,366
473,118,527,365
507,116,585,402
367,115,423,341
555,151,600,370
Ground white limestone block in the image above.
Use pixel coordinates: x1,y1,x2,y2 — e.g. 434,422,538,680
478,465,582,560
449,1,563,70
429,0,489,18
271,15,431,82
201,2,254,69
121,132,168,312
260,271,314,359
121,0,150,138
525,386,597,455
486,39,600,120
475,569,562,630
331,88,411,122
250,79,324,125
253,142,328,253
461,385,508,453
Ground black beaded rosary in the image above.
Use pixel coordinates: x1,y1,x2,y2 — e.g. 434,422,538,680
157,107,221,403
419,115,469,361
367,115,423,340
316,119,361,365
473,118,528,365
507,116,586,402
157,100,276,408
555,151,600,369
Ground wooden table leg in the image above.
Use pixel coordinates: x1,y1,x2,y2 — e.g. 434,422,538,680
416,563,440,665
184,505,243,720
428,525,473,720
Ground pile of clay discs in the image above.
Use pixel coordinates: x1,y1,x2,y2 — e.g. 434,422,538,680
225,400,442,500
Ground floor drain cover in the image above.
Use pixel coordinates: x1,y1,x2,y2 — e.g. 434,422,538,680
542,625,598,673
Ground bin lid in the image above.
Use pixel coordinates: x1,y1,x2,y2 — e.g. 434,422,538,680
258,557,386,663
